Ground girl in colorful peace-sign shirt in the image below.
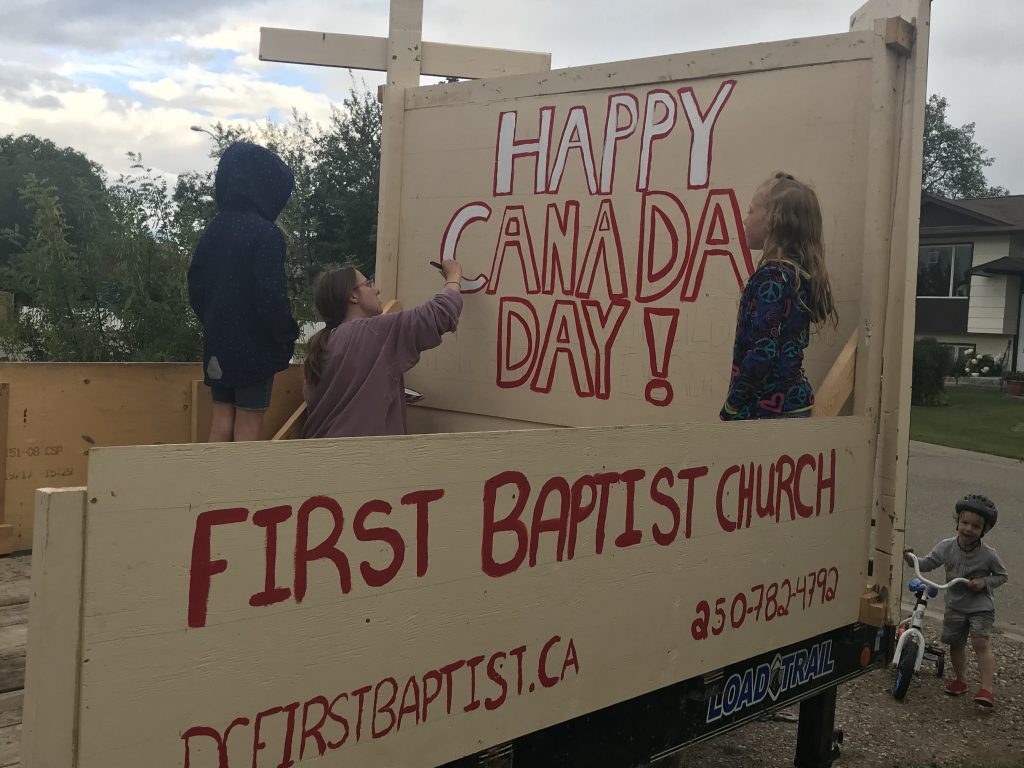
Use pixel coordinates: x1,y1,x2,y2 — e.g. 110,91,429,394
720,172,838,420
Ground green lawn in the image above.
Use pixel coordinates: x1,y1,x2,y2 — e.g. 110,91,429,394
910,386,1024,460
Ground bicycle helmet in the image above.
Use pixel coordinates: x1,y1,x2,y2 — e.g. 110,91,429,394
954,494,998,534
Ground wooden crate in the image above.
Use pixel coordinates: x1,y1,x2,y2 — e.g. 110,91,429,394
0,363,304,552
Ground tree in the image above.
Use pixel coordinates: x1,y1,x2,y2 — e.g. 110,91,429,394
106,156,202,361
923,95,1009,199
0,158,203,362
0,134,115,275
312,87,382,280
0,175,115,361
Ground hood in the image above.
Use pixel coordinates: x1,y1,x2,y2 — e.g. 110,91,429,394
215,142,295,221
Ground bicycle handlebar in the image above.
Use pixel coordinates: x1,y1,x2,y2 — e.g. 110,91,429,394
905,552,971,590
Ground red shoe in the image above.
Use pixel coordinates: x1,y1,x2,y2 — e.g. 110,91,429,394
944,679,969,696
974,689,995,707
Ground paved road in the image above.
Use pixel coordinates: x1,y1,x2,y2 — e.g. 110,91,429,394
904,440,1024,633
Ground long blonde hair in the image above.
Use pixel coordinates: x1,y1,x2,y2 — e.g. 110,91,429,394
755,171,838,330
303,266,359,387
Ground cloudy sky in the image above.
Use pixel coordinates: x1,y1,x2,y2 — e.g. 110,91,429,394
1,0,1019,193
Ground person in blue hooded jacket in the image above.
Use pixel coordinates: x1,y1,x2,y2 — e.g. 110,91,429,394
188,142,300,442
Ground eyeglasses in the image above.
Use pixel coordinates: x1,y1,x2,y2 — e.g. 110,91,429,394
355,278,375,290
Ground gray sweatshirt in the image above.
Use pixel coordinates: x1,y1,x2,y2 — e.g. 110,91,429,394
916,537,1009,614
302,288,463,439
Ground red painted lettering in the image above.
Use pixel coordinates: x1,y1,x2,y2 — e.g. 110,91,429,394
294,496,350,603
650,467,680,545
529,476,570,566
353,499,403,588
463,654,486,713
401,488,442,577
188,507,249,629
560,638,580,680
484,651,509,711
542,201,580,295
371,677,397,739
676,465,708,540
497,297,540,388
421,670,442,722
249,505,292,608
325,693,350,749
181,718,249,768
397,676,421,731
482,471,530,577
794,454,816,518
774,455,797,521
818,450,836,515
716,465,740,533
614,468,646,548
299,696,329,759
538,635,562,688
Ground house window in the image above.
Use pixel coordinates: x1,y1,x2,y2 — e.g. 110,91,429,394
917,244,973,298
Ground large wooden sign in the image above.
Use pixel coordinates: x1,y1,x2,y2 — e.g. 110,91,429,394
396,33,881,427
24,417,872,767
23,2,930,766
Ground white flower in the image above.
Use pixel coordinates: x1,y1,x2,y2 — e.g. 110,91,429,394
982,366,990,373
971,372,980,377
972,358,979,364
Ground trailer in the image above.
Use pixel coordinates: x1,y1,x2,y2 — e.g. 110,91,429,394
17,0,929,765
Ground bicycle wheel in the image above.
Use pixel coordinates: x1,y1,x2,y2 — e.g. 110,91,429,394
893,638,918,700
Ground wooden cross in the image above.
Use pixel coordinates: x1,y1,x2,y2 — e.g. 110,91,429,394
259,0,551,300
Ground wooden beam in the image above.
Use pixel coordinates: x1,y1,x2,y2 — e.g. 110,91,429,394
812,329,858,417
21,488,87,768
374,0,425,307
189,379,203,444
259,27,550,79
0,384,10,555
271,402,306,442
883,17,915,55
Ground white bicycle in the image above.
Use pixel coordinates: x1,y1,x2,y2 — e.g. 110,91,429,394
891,552,970,700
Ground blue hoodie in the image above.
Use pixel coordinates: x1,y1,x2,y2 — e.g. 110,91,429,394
188,142,300,388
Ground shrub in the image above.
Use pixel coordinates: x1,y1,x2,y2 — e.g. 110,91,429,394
912,337,952,406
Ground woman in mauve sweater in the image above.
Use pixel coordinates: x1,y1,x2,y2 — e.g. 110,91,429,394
302,261,463,438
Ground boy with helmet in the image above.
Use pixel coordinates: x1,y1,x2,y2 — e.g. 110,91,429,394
904,494,1008,707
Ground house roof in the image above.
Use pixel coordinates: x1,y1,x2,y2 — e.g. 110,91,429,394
921,193,1024,235
970,256,1024,276
955,196,1024,226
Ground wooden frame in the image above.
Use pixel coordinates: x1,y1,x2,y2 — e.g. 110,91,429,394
21,1,931,765
20,488,86,768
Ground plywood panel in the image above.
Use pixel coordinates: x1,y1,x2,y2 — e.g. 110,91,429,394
396,52,874,427
70,418,872,767
0,364,305,550
0,364,199,550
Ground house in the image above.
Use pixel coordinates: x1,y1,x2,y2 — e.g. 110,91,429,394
917,192,1024,373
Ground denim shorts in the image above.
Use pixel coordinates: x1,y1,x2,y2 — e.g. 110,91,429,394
209,378,274,411
941,608,994,646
